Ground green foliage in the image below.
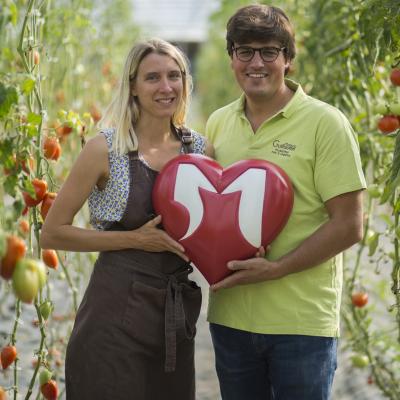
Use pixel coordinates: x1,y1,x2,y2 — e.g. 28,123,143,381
0,82,18,118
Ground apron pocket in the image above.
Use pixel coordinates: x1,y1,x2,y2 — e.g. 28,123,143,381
178,281,202,342
121,280,166,348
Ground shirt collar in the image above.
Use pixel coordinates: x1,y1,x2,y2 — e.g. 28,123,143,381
234,79,306,119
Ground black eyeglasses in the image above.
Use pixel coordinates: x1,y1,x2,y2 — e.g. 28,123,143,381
233,46,286,62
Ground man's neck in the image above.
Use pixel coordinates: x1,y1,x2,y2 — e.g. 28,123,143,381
244,84,294,133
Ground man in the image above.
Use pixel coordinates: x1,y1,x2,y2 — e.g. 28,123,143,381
205,5,366,400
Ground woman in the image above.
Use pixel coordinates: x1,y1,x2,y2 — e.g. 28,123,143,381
41,38,214,400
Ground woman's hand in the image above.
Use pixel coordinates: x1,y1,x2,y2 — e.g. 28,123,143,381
130,215,189,261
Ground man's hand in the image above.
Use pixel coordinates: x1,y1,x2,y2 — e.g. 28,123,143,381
211,246,282,291
210,190,364,292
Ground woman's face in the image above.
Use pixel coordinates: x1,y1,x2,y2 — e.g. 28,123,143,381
132,52,184,121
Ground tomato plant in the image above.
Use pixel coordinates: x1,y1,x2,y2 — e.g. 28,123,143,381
0,0,138,398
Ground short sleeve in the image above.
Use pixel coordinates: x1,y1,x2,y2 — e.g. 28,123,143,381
314,109,366,202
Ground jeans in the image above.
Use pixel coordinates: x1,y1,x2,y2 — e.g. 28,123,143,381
210,323,337,400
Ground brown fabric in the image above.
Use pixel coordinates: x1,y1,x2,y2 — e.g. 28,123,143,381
65,137,201,400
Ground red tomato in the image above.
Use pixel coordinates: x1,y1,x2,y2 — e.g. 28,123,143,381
18,220,30,235
23,179,48,207
351,292,368,308
55,123,73,138
1,345,17,370
377,115,400,134
40,380,58,400
390,68,400,86
43,137,61,161
40,192,57,220
42,249,58,269
0,235,27,280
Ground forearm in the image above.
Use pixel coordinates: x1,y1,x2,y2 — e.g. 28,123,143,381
40,225,139,252
275,217,362,278
40,215,188,260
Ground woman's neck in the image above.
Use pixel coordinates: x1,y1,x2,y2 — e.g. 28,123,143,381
135,117,174,146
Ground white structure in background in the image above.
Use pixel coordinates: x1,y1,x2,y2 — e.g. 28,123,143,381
131,0,220,72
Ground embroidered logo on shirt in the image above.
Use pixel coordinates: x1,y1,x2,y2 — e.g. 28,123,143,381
272,140,297,158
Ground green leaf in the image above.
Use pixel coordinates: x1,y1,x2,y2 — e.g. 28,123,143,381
0,83,18,119
378,213,393,229
3,175,18,198
26,124,38,138
21,77,36,95
27,112,42,126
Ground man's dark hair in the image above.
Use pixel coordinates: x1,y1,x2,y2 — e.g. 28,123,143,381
226,4,296,63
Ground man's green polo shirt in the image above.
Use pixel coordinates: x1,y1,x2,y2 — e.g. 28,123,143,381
205,80,366,337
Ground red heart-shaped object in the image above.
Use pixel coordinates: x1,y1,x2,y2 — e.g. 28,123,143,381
153,154,293,284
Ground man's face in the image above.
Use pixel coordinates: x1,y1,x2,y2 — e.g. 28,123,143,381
230,40,290,103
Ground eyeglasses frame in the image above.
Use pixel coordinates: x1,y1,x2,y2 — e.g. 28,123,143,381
232,45,286,63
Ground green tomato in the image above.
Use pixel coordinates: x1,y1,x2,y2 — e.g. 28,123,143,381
12,259,40,303
389,103,400,115
351,354,369,368
39,368,53,386
39,300,53,320
12,258,47,304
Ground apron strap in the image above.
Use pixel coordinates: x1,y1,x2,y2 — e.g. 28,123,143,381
164,266,195,372
179,127,194,154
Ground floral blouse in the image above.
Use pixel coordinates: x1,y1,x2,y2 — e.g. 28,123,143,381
88,128,207,230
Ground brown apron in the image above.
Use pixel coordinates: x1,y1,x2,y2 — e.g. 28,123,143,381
65,131,202,400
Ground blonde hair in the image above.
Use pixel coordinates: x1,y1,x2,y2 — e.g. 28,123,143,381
99,38,193,155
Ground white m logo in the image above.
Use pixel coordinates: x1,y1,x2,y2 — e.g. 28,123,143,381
174,164,266,247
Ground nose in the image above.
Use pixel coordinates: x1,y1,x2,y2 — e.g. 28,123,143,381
159,77,173,92
249,51,265,67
